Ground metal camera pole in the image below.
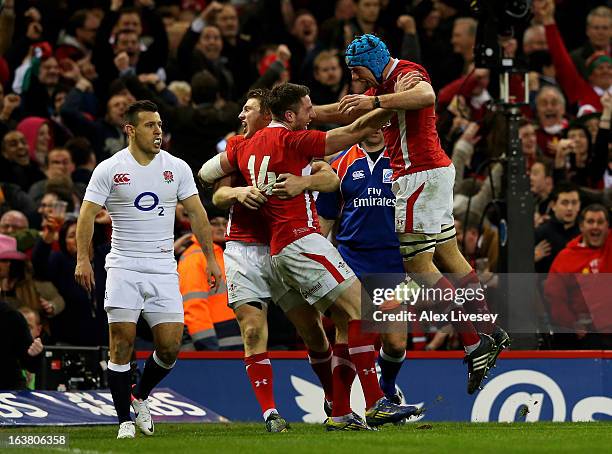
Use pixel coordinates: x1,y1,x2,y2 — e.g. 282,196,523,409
496,63,539,348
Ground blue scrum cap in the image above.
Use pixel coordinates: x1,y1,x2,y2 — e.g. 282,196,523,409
345,34,390,82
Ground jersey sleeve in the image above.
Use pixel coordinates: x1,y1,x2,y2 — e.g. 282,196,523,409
398,62,431,84
177,159,199,201
83,161,112,206
285,130,327,160
225,135,243,168
315,187,340,220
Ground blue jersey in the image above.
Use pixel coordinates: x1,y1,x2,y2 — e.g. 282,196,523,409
316,144,403,276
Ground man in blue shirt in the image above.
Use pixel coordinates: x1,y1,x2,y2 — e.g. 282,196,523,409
317,130,407,403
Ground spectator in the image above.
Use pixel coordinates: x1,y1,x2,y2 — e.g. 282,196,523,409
455,212,499,273
0,209,39,256
178,22,235,100
552,122,608,189
545,204,612,348
61,86,128,161
0,82,21,139
168,81,192,107
451,17,477,75
570,6,612,79
55,9,100,63
146,70,239,171
0,300,43,390
28,148,85,205
18,306,44,389
16,117,53,168
530,159,554,222
535,0,610,112
214,3,257,98
65,137,97,186
178,215,241,350
535,85,567,156
519,119,545,171
523,24,548,55
309,51,348,107
0,233,64,315
0,182,37,225
535,181,581,273
32,217,109,346
0,210,28,235
0,130,46,191
287,10,323,85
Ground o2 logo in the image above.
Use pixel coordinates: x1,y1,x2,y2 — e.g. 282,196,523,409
134,192,165,216
471,370,612,422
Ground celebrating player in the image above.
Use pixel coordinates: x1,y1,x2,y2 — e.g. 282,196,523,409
199,82,422,430
75,101,222,439
316,129,409,405
211,89,339,432
314,34,509,394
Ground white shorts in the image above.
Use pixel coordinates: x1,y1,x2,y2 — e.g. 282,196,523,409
224,241,304,312
104,267,183,321
393,164,455,234
271,233,356,310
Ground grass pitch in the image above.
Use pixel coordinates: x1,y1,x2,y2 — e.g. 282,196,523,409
8,422,612,454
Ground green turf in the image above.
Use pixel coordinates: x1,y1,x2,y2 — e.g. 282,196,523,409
5,422,612,454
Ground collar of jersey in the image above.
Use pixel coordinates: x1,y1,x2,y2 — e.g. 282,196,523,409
383,58,400,82
268,120,290,129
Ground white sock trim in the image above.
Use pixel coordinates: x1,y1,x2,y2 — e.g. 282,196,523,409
108,361,131,373
153,351,176,370
263,408,278,421
379,347,406,363
348,345,375,355
464,340,481,354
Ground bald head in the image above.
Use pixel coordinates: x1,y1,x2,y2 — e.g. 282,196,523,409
0,210,29,234
452,17,477,58
523,25,547,55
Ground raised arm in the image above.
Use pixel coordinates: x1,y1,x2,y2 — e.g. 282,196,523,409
313,102,362,126
75,200,103,292
181,194,223,289
325,108,394,156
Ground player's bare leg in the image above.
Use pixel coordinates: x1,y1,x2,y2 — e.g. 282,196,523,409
131,322,183,436
434,238,510,371
327,281,420,428
235,303,287,433
108,322,137,439
285,304,334,414
400,236,496,394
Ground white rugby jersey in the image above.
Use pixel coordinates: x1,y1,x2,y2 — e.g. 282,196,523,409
84,148,197,260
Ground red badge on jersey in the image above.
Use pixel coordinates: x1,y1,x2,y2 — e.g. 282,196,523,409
163,170,174,184
113,173,130,184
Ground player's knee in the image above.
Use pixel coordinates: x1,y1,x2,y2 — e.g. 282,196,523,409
382,336,407,357
242,324,265,348
156,343,180,365
110,338,134,363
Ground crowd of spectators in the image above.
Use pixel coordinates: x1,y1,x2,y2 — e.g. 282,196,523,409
0,0,611,387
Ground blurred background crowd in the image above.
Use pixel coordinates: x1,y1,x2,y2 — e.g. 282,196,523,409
0,0,611,375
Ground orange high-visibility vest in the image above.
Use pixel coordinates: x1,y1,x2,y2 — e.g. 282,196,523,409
178,236,235,344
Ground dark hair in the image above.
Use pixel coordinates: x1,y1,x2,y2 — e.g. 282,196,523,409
551,181,580,202
518,117,535,129
532,158,553,177
191,71,219,104
269,83,310,120
66,10,89,36
579,203,610,224
65,137,94,167
44,177,75,212
59,217,78,256
124,100,158,126
246,88,271,115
